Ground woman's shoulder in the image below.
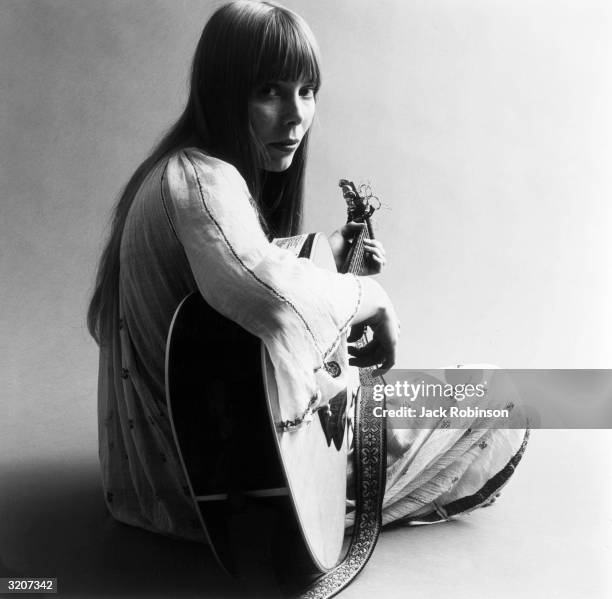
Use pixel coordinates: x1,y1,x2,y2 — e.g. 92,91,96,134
165,147,245,188
163,147,251,208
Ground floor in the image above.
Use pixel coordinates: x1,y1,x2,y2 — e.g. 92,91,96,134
1,430,610,598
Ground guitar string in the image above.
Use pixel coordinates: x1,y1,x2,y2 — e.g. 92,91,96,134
351,230,368,275
348,229,364,274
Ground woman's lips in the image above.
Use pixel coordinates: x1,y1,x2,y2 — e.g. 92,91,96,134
269,140,300,153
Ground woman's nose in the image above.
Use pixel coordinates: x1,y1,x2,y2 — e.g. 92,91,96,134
283,93,304,126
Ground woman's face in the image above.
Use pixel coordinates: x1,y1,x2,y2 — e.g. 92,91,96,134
248,78,316,172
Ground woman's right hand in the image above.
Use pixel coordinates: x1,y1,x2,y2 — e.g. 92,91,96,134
348,278,400,376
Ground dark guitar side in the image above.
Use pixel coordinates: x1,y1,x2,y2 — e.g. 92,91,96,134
165,291,320,577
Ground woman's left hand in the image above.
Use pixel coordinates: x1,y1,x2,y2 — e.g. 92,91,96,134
329,222,387,275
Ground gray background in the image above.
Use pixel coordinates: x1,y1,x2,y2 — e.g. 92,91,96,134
1,1,611,597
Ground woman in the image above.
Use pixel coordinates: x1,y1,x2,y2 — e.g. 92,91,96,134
88,0,397,542
88,0,527,544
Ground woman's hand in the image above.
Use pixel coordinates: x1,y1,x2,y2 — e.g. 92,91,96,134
349,278,400,377
328,222,387,275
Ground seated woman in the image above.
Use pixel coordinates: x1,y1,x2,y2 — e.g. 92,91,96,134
87,0,527,546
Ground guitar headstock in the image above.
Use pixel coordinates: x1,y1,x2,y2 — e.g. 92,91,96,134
337,179,381,274
338,179,377,225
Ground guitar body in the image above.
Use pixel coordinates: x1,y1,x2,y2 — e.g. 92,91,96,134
165,233,354,578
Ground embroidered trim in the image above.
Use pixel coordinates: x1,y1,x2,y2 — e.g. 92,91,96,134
279,391,321,432
431,501,452,521
322,274,362,362
443,427,531,517
160,159,180,242
398,428,531,525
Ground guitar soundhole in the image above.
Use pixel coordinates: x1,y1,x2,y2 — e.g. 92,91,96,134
317,390,348,451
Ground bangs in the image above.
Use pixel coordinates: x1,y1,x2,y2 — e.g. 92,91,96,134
254,9,321,88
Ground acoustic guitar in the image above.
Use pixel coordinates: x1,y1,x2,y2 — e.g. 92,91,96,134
165,179,380,582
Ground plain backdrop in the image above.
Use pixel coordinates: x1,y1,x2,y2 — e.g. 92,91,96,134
1,1,611,597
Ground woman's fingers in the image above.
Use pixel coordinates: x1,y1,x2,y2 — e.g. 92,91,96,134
363,238,387,272
348,346,386,368
337,227,388,274
347,323,366,343
373,360,394,378
347,339,388,367
363,238,384,252
347,341,379,357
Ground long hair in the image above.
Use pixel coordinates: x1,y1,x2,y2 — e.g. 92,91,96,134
87,1,321,344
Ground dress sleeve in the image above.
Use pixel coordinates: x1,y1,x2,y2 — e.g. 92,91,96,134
161,148,362,425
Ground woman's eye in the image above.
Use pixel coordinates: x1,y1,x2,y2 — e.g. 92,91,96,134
259,84,280,97
300,86,316,98
256,82,316,99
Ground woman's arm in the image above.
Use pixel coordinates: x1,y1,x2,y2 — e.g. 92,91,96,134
162,148,380,422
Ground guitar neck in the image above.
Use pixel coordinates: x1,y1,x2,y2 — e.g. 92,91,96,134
341,215,373,276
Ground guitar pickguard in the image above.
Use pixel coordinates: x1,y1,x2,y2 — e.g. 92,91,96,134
317,389,348,451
